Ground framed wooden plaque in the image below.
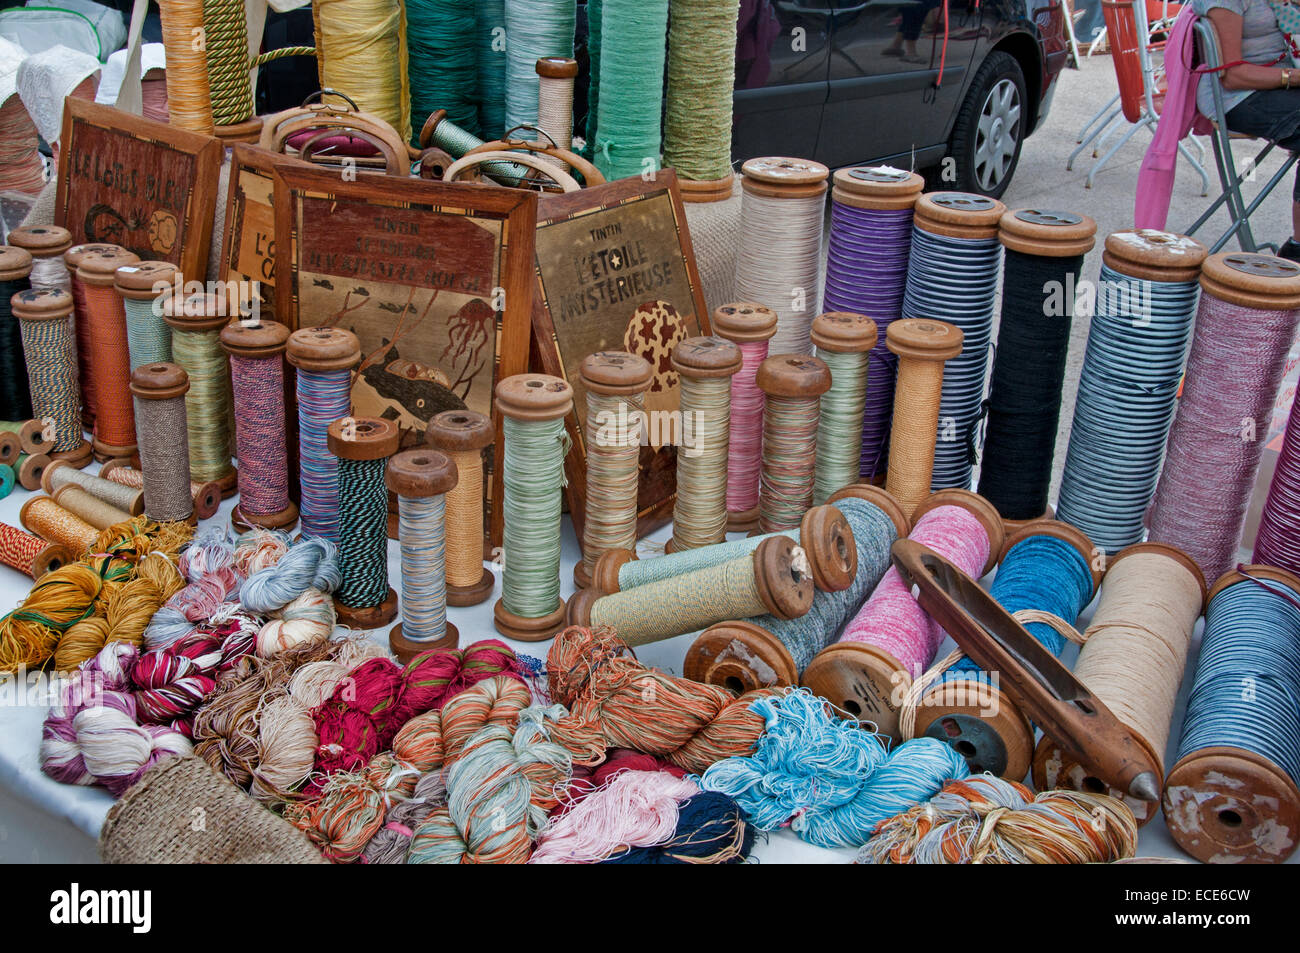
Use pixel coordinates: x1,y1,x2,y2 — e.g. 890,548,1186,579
55,98,221,283
218,144,311,320
273,165,538,547
531,169,710,547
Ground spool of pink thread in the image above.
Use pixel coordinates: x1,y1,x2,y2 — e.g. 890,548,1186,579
713,302,778,533
800,489,1004,739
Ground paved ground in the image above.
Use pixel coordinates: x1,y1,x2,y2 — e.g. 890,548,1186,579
999,53,1294,494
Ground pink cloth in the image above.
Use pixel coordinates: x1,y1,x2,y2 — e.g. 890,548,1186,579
1135,8,1215,229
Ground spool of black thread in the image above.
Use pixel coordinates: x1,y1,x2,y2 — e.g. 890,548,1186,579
0,246,35,422
977,210,1096,523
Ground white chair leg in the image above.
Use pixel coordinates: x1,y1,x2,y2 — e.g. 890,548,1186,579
1086,121,1146,188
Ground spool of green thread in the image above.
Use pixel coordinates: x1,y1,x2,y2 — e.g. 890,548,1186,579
477,0,507,140
592,0,668,181
584,0,602,157
493,374,573,642
162,293,237,497
664,0,740,189
812,312,876,505
114,261,178,371
407,0,480,142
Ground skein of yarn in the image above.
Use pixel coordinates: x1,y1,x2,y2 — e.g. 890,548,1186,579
712,303,777,531
684,486,908,691
977,209,1096,523
858,776,1138,864
239,537,342,615
1033,541,1204,827
734,157,828,355
1149,253,1300,583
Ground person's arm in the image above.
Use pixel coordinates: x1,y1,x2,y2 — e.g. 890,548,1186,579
1207,7,1296,90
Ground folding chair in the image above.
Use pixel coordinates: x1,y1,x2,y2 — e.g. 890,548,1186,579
1184,16,1299,253
1070,0,1209,191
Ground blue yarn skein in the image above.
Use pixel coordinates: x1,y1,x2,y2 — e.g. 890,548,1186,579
698,689,969,849
940,534,1094,688
239,537,343,613
601,792,756,864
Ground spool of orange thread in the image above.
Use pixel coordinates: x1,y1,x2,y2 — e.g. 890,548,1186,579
74,245,141,460
19,496,99,554
63,242,121,431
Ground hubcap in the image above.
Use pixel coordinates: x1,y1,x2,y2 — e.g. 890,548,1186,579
974,78,1022,192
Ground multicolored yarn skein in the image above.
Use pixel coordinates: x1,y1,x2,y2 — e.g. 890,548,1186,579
698,689,969,849
311,640,528,780
857,776,1138,864
547,626,772,774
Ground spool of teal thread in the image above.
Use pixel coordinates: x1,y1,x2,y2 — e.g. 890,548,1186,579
114,261,177,370
407,0,480,142
476,0,507,139
592,0,668,181
502,0,576,135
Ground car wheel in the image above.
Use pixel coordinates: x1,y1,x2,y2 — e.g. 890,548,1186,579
945,51,1027,198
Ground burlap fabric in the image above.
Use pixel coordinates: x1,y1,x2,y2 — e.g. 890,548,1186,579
681,179,741,317
99,754,326,864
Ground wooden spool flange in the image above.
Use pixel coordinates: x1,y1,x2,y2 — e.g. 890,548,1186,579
912,488,1005,578
221,321,300,531
713,302,777,531
1102,228,1207,284
575,350,652,588
667,337,742,554
15,452,50,491
286,326,362,373
3,418,53,455
128,361,195,524
328,416,401,630
76,245,141,461
913,192,1007,241
0,245,32,282
386,447,460,661
998,208,1097,258
740,156,829,200
1160,564,1300,863
8,286,93,469
811,311,877,355
113,260,179,302
493,374,573,642
1199,251,1300,312
214,116,264,145
831,165,924,212
567,534,815,635
425,408,495,607
7,225,72,260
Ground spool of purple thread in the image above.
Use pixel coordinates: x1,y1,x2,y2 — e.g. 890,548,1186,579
822,167,925,480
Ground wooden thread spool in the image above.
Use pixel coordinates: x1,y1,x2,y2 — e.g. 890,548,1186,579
51,484,132,530
14,453,50,491
884,319,964,520
594,502,858,596
129,362,195,524
41,460,144,516
536,56,578,169
684,485,909,692
576,350,653,588
0,419,54,455
114,260,178,370
221,321,299,531
493,374,573,642
566,535,815,648
9,283,91,468
0,432,18,468
801,487,1004,741
157,0,216,134
425,409,495,606
735,157,829,355
1033,541,1203,827
713,302,778,532
287,327,362,543
20,496,99,554
0,245,34,428
75,245,141,460
0,522,70,579
387,448,460,662
63,242,123,430
98,459,221,521
811,311,876,505
756,353,831,533
161,292,237,496
1163,565,1300,863
328,416,400,629
669,337,741,552
7,226,72,293
910,515,1095,780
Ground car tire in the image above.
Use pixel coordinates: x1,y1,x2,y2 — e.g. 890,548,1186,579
945,51,1027,199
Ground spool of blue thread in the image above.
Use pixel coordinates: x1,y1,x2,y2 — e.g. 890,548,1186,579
1163,564,1300,864
912,520,1101,780
683,484,910,692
